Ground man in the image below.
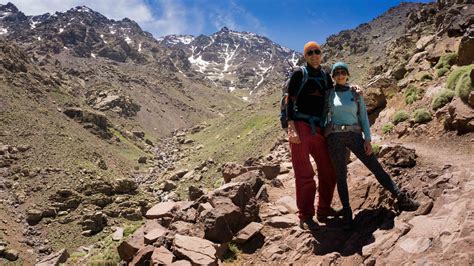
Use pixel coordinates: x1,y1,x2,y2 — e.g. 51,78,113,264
287,41,341,230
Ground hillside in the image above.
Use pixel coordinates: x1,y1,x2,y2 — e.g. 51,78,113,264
0,0,473,265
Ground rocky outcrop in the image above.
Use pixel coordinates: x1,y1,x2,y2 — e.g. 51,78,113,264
86,89,141,116
440,98,474,134
63,107,112,139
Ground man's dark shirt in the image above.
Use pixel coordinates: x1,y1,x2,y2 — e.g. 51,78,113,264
287,64,334,122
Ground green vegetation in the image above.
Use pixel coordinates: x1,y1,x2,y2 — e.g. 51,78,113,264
392,110,409,125
435,53,458,69
455,69,473,102
382,123,394,134
223,243,242,262
431,89,455,110
420,73,433,82
447,64,474,89
372,143,381,156
413,108,432,124
436,67,449,77
404,85,421,105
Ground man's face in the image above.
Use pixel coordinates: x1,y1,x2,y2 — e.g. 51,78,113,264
304,48,322,67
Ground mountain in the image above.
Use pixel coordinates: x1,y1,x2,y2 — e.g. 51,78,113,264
158,27,300,94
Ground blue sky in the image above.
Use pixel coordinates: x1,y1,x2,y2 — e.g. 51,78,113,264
5,0,432,51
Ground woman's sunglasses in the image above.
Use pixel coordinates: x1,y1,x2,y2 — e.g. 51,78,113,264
333,70,347,77
306,49,321,56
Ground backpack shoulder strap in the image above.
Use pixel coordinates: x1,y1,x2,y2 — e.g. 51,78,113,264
296,66,308,97
320,69,328,89
350,87,361,116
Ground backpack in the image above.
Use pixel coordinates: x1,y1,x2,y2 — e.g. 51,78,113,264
279,64,328,130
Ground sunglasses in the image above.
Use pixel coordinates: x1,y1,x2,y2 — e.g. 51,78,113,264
306,49,321,56
333,70,347,77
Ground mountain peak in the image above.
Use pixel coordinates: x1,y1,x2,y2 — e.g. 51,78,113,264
220,26,230,32
0,2,19,13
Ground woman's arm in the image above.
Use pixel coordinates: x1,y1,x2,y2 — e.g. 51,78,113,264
358,96,371,142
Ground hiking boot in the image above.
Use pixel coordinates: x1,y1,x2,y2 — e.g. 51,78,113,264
397,192,420,212
317,207,344,222
299,217,319,231
341,208,353,231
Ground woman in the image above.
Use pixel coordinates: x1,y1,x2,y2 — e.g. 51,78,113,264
324,62,419,230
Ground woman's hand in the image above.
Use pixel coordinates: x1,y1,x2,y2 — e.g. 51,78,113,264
364,140,373,155
288,121,301,144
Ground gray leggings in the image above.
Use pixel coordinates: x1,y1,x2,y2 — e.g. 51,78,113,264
326,131,401,209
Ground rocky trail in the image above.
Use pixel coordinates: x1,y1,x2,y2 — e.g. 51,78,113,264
110,132,473,265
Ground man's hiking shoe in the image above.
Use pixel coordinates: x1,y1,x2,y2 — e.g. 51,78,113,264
299,217,319,231
317,207,344,222
342,208,353,231
397,192,420,212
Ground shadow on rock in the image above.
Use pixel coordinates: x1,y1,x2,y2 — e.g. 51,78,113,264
312,207,396,256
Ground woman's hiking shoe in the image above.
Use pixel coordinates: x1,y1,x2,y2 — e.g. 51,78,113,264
299,217,319,231
317,207,344,222
397,192,420,211
342,208,353,231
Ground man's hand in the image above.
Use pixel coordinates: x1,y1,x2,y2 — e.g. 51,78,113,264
351,84,363,95
364,140,373,156
288,121,301,144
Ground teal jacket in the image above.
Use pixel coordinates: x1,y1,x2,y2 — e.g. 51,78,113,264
325,84,371,141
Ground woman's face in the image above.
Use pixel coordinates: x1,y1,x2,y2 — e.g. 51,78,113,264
333,69,348,85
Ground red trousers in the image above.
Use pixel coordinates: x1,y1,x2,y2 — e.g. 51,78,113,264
289,121,337,219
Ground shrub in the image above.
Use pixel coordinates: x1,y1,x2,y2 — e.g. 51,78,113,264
436,67,449,77
372,143,381,156
413,108,432,124
404,85,421,105
455,70,473,102
447,64,474,91
382,123,394,134
420,74,433,81
393,110,409,125
431,89,455,110
435,53,458,69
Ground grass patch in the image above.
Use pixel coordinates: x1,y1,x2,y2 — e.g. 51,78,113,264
436,67,449,77
431,89,454,110
223,243,242,262
382,123,394,134
404,85,421,105
455,69,473,102
413,108,432,124
435,53,458,69
447,64,474,91
372,143,381,156
392,110,409,125
109,127,148,164
420,74,433,82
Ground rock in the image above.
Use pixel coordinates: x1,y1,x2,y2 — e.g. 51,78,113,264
261,164,280,180
173,234,217,265
163,180,177,192
415,200,434,216
276,196,298,214
145,201,183,219
444,98,474,134
138,156,147,164
363,86,387,124
222,162,247,183
200,207,235,243
469,91,474,107
132,131,145,139
26,208,43,225
36,248,69,266
4,249,19,261
457,35,474,66
188,185,204,201
113,178,138,194
398,237,431,254
265,214,299,228
170,260,192,266
170,169,189,181
256,185,269,202
112,227,124,241
117,226,145,261
129,246,154,265
233,222,264,244
416,35,435,51
231,170,264,194
144,225,168,245
80,212,107,235
151,246,175,265
379,145,417,168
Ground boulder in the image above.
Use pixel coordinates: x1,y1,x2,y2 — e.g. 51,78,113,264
443,98,474,134
233,222,264,244
145,201,182,219
151,246,175,265
117,226,145,261
26,208,43,225
379,145,417,168
222,162,248,183
363,87,387,124
261,164,280,180
173,234,218,265
36,249,69,266
129,246,154,266
3,249,19,261
231,170,264,194
80,211,107,235
144,226,168,245
113,178,138,194
456,35,474,66
112,227,124,241
188,185,204,201
265,214,299,228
